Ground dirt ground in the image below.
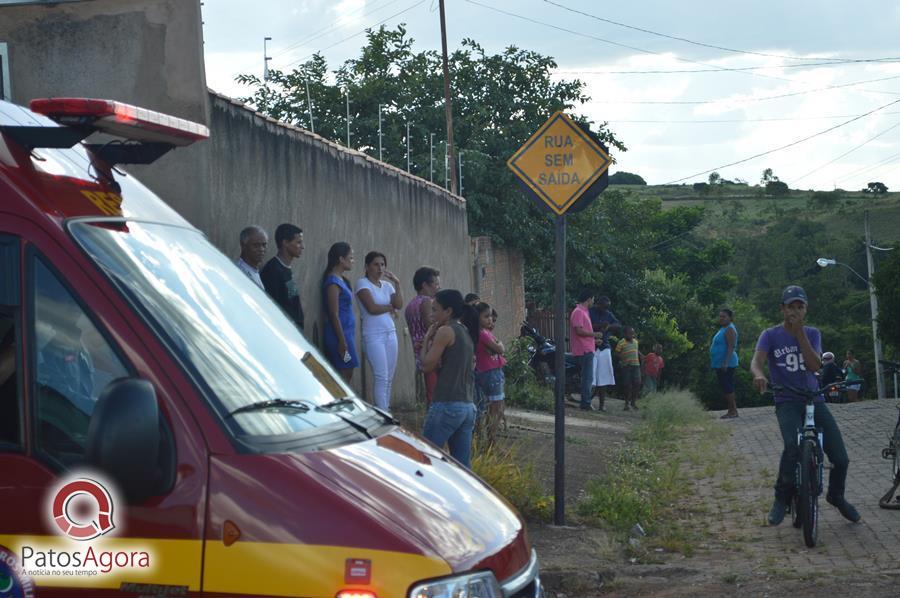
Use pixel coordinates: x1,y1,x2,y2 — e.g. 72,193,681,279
502,398,900,598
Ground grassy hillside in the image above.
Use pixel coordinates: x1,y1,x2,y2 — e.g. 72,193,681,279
611,183,900,245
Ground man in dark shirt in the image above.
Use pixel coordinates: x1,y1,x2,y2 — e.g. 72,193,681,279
261,223,305,333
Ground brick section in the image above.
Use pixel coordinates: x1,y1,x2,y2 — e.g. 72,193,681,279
469,236,526,345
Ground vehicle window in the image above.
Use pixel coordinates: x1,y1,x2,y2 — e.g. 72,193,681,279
31,257,128,466
71,221,370,439
0,312,20,448
0,235,20,448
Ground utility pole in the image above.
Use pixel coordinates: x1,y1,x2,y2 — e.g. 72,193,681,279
438,0,458,194
444,141,449,190
865,210,886,398
378,104,384,161
458,150,463,196
406,121,411,172
429,133,435,182
304,80,315,134
263,37,272,81
345,88,350,147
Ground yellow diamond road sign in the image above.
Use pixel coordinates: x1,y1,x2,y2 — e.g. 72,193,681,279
507,111,611,215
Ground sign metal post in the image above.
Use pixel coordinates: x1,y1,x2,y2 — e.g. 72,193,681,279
507,111,612,525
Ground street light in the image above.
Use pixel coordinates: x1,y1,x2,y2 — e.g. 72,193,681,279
817,256,884,397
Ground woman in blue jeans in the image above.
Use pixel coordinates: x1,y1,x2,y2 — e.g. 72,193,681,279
420,290,480,468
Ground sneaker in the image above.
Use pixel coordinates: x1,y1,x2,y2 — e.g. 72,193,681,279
623,404,631,411
826,494,861,522
720,412,739,420
768,498,787,525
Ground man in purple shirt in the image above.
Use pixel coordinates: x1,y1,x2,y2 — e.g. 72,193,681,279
751,285,860,526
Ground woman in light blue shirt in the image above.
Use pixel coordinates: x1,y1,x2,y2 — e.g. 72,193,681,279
710,308,739,418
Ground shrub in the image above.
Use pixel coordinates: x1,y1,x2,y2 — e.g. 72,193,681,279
504,337,554,412
472,441,552,521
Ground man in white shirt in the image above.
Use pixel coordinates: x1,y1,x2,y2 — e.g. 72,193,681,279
235,225,268,290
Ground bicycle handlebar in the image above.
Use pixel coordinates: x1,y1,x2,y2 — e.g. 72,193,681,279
768,381,849,399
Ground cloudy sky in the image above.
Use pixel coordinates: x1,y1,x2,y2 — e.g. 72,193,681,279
203,0,900,191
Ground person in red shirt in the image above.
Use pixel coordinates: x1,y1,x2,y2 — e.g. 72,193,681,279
642,343,664,395
570,289,603,410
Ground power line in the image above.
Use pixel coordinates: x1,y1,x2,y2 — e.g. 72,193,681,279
607,111,900,124
556,58,900,75
835,149,900,183
543,0,900,64
662,97,900,184
593,73,900,105
282,0,429,69
462,0,795,83
271,0,403,60
794,119,900,183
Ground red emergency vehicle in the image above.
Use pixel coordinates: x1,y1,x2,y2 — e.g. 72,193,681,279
0,98,542,597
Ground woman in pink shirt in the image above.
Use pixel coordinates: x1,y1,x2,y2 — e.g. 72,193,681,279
475,302,506,444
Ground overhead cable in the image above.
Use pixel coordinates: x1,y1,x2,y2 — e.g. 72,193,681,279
662,97,900,184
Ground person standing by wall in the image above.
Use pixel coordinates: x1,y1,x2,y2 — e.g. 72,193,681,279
571,290,602,411
261,223,305,333
474,302,507,444
589,296,620,411
235,225,268,290
843,349,863,402
711,308,740,419
355,251,403,412
322,242,358,382
615,326,642,411
405,266,441,405
642,343,664,395
420,290,480,468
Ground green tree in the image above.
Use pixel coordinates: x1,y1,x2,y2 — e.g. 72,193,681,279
708,171,721,185
609,171,646,185
874,252,900,349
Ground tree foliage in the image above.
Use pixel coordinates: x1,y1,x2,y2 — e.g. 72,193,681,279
609,171,647,185
874,252,900,349
864,181,888,194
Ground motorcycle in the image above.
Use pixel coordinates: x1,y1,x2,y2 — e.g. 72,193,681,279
519,321,583,396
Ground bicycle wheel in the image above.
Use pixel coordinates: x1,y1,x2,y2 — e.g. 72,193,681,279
799,439,819,547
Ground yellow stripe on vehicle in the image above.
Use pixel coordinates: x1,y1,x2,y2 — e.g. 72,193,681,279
1,535,453,596
203,542,452,597
0,534,202,590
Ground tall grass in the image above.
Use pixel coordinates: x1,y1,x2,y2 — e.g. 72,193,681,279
577,390,709,545
472,440,552,522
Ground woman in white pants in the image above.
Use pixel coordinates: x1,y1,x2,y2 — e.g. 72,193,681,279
355,251,403,411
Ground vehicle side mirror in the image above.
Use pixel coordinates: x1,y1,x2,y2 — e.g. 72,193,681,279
86,377,175,503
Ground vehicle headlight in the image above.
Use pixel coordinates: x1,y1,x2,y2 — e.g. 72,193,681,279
409,571,503,598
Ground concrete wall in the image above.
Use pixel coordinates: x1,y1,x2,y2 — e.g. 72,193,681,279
205,93,471,404
470,236,526,345
0,0,211,227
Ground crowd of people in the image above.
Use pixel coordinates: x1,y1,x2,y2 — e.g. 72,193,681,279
569,290,665,412
234,224,508,468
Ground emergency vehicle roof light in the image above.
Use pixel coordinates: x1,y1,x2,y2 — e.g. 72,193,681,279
29,98,209,147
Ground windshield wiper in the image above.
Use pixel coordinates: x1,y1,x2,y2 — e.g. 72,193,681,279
226,399,310,419
317,397,358,411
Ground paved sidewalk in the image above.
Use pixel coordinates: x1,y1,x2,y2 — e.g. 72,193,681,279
723,399,900,575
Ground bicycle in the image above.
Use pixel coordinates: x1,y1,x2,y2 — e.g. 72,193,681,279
878,359,900,510
769,381,849,547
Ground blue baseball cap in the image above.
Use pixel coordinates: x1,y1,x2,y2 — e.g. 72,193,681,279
781,285,808,305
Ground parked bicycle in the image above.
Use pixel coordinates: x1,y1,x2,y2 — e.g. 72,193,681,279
769,381,850,547
879,359,900,510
